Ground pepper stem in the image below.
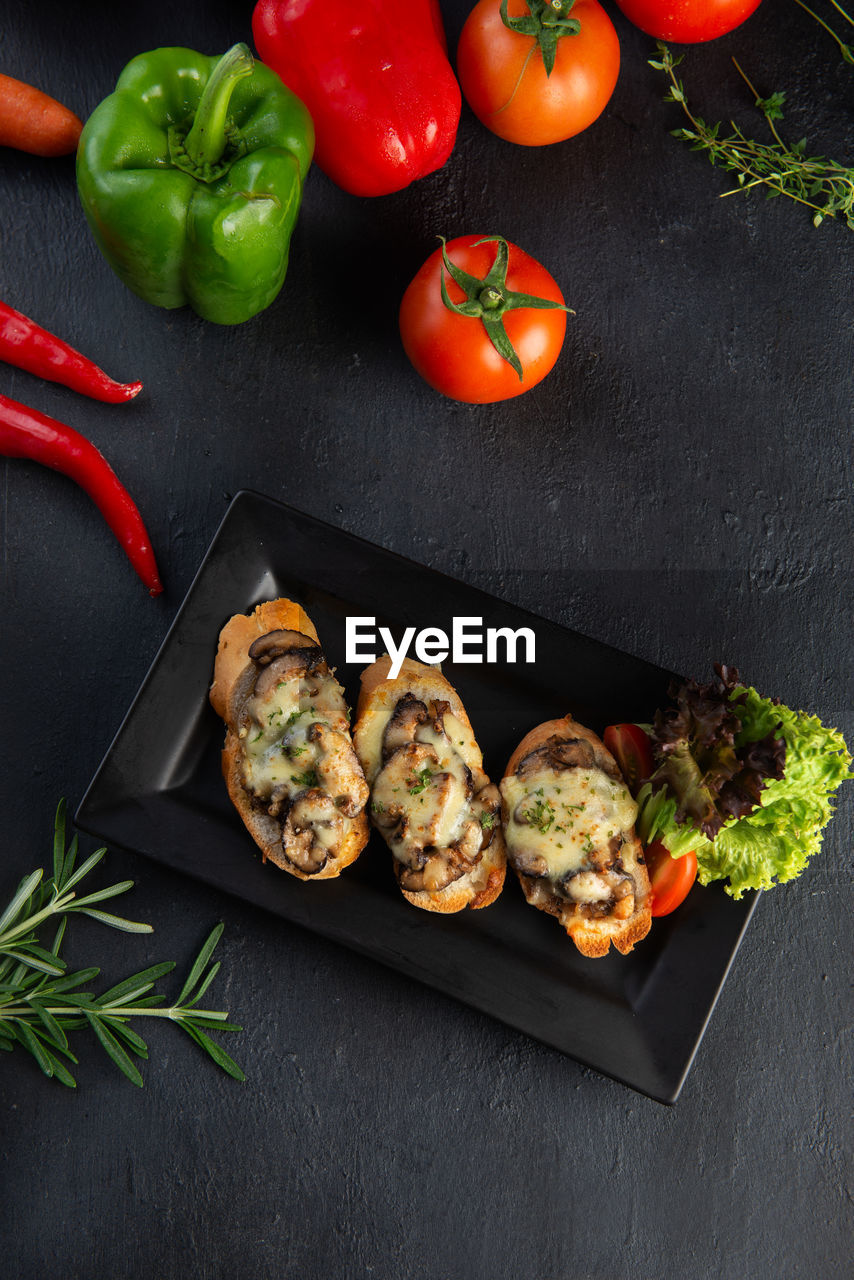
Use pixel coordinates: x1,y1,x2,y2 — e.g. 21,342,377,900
183,43,254,170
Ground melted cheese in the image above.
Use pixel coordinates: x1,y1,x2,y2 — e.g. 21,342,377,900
501,766,637,881
372,719,474,855
241,672,348,800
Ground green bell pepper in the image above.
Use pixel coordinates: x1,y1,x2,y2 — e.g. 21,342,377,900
77,43,314,325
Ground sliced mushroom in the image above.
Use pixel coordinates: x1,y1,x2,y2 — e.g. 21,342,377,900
526,736,596,773
509,848,550,878
564,869,613,903
451,818,484,866
514,733,622,782
374,741,436,796
280,789,342,875
398,850,461,893
427,699,451,729
266,781,292,819
309,722,369,817
382,694,429,759
472,783,501,850
249,629,322,665
562,868,636,919
250,630,325,697
513,798,539,826
587,835,624,872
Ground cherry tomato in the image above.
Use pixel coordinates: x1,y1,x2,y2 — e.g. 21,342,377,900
645,840,698,916
457,0,620,146
603,723,654,795
399,235,568,403
613,0,762,43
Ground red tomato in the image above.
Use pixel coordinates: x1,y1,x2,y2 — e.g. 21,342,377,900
457,0,620,146
399,235,567,403
603,723,654,795
645,840,698,916
613,0,762,43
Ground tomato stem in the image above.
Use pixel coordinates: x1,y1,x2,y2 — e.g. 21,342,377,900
438,235,571,380
499,0,581,77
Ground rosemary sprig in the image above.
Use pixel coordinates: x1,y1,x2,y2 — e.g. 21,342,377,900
0,801,244,1087
650,42,854,229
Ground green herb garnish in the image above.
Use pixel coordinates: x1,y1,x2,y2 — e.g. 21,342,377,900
650,42,854,228
291,770,319,788
522,797,555,834
793,0,854,65
0,802,244,1087
408,767,434,795
479,811,496,830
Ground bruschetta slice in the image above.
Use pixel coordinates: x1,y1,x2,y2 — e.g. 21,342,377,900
501,715,652,957
354,656,505,913
210,598,369,879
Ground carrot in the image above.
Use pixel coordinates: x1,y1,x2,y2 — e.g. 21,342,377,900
0,72,83,157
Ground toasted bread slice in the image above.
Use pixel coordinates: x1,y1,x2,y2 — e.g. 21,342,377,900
210,598,369,879
354,656,505,913
501,715,651,957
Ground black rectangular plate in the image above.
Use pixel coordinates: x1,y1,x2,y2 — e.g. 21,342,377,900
76,491,757,1103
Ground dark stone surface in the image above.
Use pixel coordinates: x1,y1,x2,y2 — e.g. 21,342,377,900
0,2,851,1276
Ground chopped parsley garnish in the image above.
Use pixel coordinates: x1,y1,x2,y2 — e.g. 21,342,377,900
287,744,307,758
479,811,496,830
522,797,556,834
371,800,385,814
285,708,309,729
291,769,319,788
250,731,263,744
267,707,284,725
582,835,594,855
408,766,434,795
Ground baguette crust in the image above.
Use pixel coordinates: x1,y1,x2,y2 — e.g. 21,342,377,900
354,656,506,913
502,715,652,957
211,599,369,879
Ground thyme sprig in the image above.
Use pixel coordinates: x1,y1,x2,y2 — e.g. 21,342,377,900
651,42,854,229
0,801,244,1087
793,0,854,64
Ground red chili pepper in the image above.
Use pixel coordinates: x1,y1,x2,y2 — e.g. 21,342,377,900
0,393,163,596
0,301,142,403
252,0,461,197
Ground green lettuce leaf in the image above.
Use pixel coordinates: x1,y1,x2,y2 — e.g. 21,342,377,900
637,676,852,899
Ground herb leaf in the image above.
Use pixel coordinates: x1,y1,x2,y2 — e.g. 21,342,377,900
652,42,854,229
0,803,244,1088
408,766,434,795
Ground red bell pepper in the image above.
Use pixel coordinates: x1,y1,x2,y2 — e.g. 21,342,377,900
252,0,461,197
